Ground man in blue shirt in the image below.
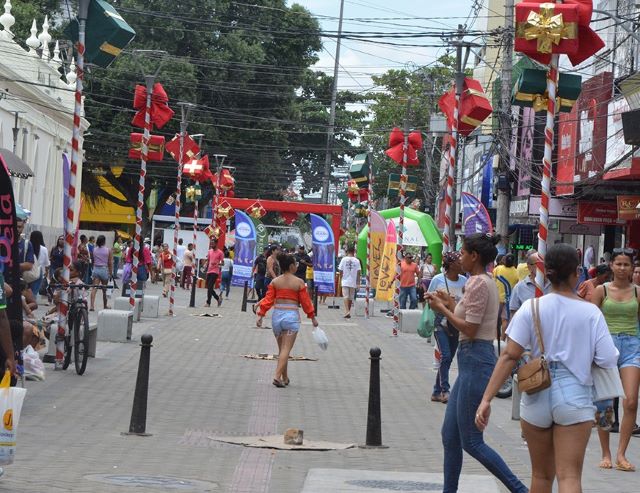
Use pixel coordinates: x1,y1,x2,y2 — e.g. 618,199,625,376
509,253,551,314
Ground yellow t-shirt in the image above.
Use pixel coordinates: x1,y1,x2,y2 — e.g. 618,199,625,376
516,262,529,281
493,265,519,303
306,265,313,280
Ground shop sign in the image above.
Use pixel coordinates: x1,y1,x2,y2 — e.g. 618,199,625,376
577,201,626,225
617,195,640,220
528,196,578,218
509,198,529,217
558,221,603,236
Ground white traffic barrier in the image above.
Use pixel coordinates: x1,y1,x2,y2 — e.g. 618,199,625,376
142,295,159,318
398,309,423,334
114,297,142,322
97,309,133,342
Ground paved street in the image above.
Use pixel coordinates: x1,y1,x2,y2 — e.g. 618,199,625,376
4,283,638,492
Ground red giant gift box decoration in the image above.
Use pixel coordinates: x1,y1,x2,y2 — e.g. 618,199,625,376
514,1,604,66
165,134,201,164
128,133,165,161
247,201,267,219
438,78,493,136
216,169,235,192
131,83,174,129
183,155,214,183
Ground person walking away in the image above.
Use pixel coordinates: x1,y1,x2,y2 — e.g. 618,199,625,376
427,251,467,403
306,260,314,296
181,243,195,290
265,245,281,289
253,247,269,301
49,236,64,303
29,230,48,301
205,241,224,307
425,233,528,493
159,243,174,298
77,235,90,282
90,235,112,311
583,244,595,272
256,253,318,387
112,235,123,280
493,253,519,339
591,248,640,472
294,245,312,282
399,252,420,310
338,245,361,318
577,264,611,302
476,243,618,492
220,251,233,298
85,236,95,284
509,253,551,314
176,238,186,285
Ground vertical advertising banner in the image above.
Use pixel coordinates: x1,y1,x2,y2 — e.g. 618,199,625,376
0,156,21,322
517,107,535,196
231,210,256,287
462,192,493,235
481,153,494,208
252,217,268,254
368,210,386,289
557,110,578,196
375,221,397,302
310,214,335,294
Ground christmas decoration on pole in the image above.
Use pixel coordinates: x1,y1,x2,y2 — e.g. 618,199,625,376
513,0,604,297
247,201,267,219
128,133,165,161
166,133,200,164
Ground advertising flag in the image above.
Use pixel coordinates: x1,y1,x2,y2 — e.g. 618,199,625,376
310,214,335,295
0,154,22,322
251,217,268,255
375,221,397,302
461,192,493,235
369,210,386,288
231,210,257,287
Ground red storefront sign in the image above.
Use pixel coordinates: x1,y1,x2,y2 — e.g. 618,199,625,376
577,201,626,225
617,195,640,220
557,111,578,196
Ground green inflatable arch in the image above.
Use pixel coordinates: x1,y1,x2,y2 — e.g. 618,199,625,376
356,207,443,274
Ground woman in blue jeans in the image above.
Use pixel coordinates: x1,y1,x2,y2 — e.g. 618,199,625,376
427,233,527,493
427,251,467,403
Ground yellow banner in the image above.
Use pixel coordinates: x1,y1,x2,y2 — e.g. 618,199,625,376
369,231,385,288
375,222,397,302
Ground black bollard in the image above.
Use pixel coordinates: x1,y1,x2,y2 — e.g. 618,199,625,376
313,286,318,315
364,347,386,448
189,272,197,308
126,334,153,436
241,281,248,312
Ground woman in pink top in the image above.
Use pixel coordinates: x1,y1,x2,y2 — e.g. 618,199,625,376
204,241,224,308
426,233,526,493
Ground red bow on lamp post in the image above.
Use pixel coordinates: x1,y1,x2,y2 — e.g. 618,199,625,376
514,0,604,66
385,127,423,166
131,83,175,129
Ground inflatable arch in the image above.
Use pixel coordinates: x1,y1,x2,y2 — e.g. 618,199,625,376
356,207,443,273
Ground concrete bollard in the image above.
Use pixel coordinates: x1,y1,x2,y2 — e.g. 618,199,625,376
126,334,153,436
114,296,142,322
365,347,385,448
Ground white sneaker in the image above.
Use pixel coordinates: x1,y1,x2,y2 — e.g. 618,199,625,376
0,467,5,477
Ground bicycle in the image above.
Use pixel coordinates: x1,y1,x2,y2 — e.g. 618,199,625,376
50,283,112,375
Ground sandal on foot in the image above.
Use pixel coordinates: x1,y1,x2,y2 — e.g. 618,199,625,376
283,378,290,386
272,379,286,388
616,460,635,472
599,459,613,469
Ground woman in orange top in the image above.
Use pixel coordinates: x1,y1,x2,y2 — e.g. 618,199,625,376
257,253,318,388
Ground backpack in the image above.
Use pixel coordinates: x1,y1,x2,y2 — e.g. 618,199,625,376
255,255,267,276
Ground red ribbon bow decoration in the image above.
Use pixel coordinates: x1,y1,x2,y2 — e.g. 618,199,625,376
514,0,604,66
184,155,214,183
165,134,201,164
247,201,267,219
131,83,175,129
385,127,423,166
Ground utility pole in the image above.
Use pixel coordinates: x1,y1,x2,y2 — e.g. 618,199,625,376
321,0,345,204
496,0,514,253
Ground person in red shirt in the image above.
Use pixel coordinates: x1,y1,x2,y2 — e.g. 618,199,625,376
399,252,421,309
205,241,224,307
159,243,175,298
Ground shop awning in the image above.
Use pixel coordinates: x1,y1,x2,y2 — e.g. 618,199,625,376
0,148,34,178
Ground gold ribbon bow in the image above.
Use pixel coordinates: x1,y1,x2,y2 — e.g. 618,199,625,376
186,186,195,201
514,92,577,113
521,3,577,54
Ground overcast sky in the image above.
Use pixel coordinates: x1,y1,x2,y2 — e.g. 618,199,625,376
291,0,475,91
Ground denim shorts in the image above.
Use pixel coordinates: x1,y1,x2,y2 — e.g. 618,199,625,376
92,266,109,282
612,333,640,369
272,306,300,337
521,362,596,428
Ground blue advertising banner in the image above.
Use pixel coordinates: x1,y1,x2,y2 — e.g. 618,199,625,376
310,213,335,294
231,210,256,287
462,192,493,236
481,153,493,208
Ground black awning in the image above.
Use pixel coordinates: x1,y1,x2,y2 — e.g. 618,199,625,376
0,148,34,179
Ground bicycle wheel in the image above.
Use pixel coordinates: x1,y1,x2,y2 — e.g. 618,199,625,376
62,312,73,370
73,307,90,375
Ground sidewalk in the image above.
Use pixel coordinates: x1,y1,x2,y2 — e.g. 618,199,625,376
4,285,638,492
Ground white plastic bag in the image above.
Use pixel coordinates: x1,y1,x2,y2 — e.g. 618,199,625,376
0,371,27,465
23,346,45,381
312,327,329,350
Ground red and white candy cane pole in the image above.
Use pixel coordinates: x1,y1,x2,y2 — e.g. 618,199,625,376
442,87,461,253
393,112,410,337
365,155,373,319
129,75,154,310
535,55,559,297
169,121,187,316
59,0,89,370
